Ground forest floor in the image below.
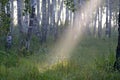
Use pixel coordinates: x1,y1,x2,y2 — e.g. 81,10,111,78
0,31,120,80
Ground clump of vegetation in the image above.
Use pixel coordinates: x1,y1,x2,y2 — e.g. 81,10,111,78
0,35,120,80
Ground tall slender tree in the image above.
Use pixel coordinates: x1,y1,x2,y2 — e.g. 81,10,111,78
93,11,98,36
17,0,23,33
17,0,25,51
37,0,40,24
98,5,102,37
41,0,47,43
106,0,109,37
10,0,14,35
65,7,69,25
52,0,57,40
114,0,120,71
108,0,112,37
55,0,64,40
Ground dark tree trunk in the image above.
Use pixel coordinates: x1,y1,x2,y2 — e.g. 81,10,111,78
108,0,112,38
114,9,120,71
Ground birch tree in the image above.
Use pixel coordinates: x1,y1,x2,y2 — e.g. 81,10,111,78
98,6,102,37
41,0,47,43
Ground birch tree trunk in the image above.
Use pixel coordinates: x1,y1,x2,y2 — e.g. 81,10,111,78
65,7,69,25
25,0,36,50
106,0,109,37
17,0,23,33
17,0,25,51
93,12,98,36
37,0,40,24
10,0,14,35
41,0,47,43
46,0,50,38
55,0,64,40
51,0,57,40
98,6,102,38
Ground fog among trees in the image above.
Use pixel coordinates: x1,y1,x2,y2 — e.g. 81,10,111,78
0,0,120,79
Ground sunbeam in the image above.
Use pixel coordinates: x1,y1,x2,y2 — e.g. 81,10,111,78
38,0,103,71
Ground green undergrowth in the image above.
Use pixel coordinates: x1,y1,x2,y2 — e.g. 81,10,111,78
0,34,120,80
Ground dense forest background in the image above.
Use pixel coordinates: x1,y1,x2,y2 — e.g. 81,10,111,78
0,0,119,49
0,0,120,80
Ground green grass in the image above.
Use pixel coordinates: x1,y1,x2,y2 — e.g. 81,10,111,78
0,34,120,80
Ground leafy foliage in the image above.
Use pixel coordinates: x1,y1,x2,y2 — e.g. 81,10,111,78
0,0,9,6
23,0,32,15
64,0,76,12
0,0,11,35
0,12,11,35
